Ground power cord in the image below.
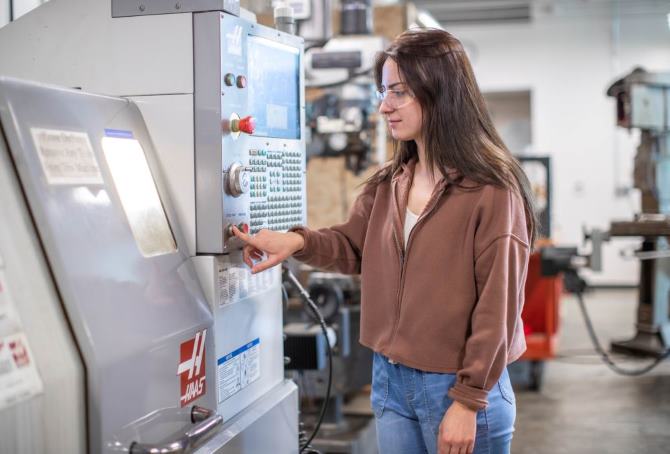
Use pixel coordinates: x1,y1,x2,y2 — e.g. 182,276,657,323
566,270,670,376
282,266,333,453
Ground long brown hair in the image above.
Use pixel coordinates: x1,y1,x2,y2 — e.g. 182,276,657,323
371,28,538,244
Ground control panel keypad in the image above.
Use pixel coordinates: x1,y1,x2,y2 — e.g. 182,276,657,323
248,149,304,234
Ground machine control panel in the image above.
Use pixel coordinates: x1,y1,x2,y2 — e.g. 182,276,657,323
195,12,305,254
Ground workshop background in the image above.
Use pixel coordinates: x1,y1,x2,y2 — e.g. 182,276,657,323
1,1,669,453
260,1,670,453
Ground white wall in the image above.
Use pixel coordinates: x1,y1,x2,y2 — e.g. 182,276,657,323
484,90,532,155
0,0,44,27
449,1,670,285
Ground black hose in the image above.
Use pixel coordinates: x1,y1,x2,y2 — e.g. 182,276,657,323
283,267,333,453
573,282,670,376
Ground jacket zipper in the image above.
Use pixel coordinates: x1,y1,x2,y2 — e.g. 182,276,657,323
387,182,448,350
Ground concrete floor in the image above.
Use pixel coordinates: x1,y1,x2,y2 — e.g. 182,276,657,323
513,289,670,454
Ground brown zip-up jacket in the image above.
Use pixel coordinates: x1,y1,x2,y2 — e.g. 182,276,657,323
291,159,530,411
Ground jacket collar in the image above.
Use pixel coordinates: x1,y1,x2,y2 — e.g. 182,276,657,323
391,158,455,251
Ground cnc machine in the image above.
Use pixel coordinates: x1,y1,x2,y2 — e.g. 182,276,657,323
0,1,306,452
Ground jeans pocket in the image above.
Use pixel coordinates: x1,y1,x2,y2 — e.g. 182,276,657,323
497,375,516,406
370,353,390,418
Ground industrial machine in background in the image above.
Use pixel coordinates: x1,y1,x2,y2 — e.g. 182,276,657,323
300,0,386,173
507,156,562,391
284,272,377,454
585,68,670,358
0,0,308,452
539,68,670,374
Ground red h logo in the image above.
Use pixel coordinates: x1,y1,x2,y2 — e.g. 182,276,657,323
177,329,207,407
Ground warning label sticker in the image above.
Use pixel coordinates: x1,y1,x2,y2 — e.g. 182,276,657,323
177,329,207,407
0,332,43,410
30,128,103,185
217,264,276,307
217,338,261,403
0,269,44,410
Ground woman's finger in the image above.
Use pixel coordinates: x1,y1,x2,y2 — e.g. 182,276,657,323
232,225,260,248
251,255,281,274
242,245,254,268
438,438,449,454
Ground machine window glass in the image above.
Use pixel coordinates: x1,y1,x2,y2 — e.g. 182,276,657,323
247,36,300,139
101,137,177,257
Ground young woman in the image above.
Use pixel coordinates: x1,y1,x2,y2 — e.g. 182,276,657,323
233,28,536,454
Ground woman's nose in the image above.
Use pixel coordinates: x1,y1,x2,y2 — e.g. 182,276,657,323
378,98,393,114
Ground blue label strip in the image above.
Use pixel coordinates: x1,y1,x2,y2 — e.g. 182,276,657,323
104,128,134,139
217,338,260,365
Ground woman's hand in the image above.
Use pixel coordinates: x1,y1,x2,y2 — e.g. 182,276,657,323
438,401,477,454
231,226,305,274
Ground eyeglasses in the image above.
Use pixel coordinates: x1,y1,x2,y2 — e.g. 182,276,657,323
375,88,415,109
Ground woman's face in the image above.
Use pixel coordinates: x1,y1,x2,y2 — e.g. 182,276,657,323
378,58,423,142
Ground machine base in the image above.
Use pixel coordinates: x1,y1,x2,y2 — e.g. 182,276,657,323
195,380,299,453
611,331,670,358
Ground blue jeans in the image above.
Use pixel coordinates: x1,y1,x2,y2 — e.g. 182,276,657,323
371,353,516,454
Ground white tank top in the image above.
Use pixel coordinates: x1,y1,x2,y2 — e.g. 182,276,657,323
404,207,420,247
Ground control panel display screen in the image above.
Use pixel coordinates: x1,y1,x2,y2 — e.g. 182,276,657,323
247,36,300,139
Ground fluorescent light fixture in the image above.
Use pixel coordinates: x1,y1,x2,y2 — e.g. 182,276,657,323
414,9,444,30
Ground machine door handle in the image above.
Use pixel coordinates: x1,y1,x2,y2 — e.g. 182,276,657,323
129,406,223,454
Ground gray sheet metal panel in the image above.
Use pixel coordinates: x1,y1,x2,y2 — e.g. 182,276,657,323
0,119,86,453
0,78,216,453
0,0,193,96
130,94,198,257
112,0,240,17
195,380,299,453
194,11,226,254
191,255,285,420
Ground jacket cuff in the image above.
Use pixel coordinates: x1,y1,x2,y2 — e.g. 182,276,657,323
447,382,489,411
288,226,311,259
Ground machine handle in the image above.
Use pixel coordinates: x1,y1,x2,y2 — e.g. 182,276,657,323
129,406,222,454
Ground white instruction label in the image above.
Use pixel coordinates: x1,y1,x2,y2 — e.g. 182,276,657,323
31,128,102,185
0,270,44,410
218,264,276,307
217,338,261,403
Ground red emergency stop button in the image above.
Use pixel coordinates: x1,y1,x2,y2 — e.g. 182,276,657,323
231,116,255,135
238,116,255,134
237,223,249,233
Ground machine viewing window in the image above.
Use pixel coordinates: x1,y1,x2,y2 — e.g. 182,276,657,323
101,136,177,257
247,35,300,139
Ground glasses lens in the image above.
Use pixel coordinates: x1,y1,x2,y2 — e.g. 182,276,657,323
378,90,412,109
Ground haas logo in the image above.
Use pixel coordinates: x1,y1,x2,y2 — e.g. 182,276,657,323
177,329,207,407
